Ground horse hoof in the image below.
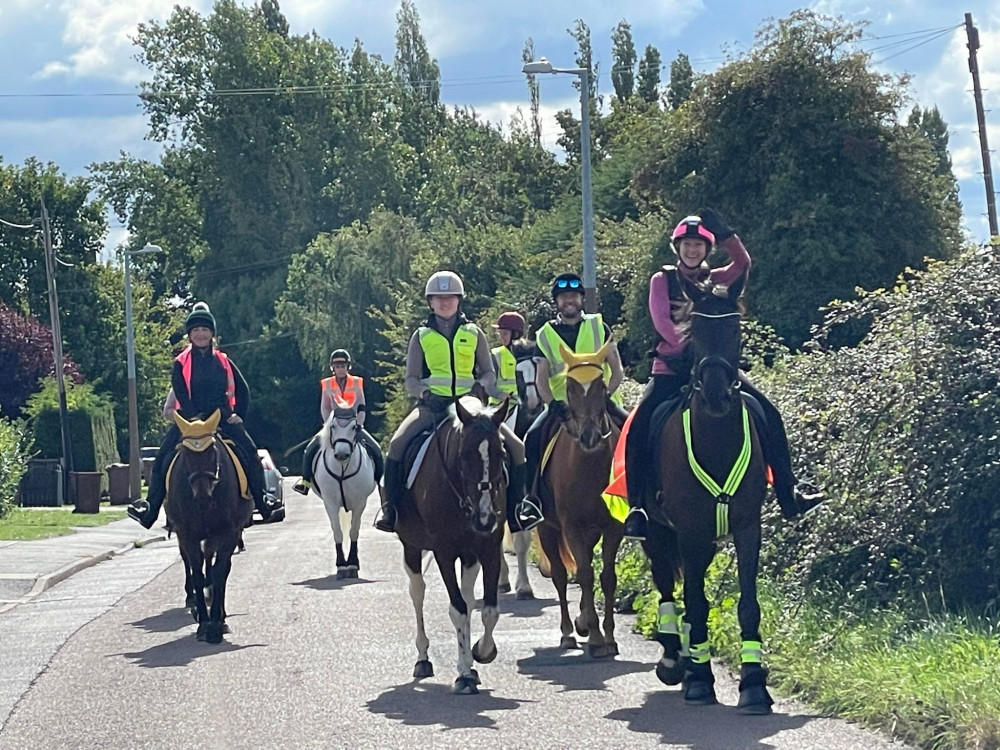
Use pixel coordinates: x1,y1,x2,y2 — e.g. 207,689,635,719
196,624,207,641
452,676,479,695
656,659,685,686
499,581,512,594
515,589,535,601
413,660,434,680
470,668,481,685
684,682,718,705
574,617,590,638
559,635,578,650
189,607,199,622
737,685,774,715
472,643,497,664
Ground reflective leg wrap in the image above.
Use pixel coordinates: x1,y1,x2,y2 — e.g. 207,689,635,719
689,641,711,665
740,640,763,664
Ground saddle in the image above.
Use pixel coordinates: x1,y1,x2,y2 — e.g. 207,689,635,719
403,416,451,489
166,431,251,502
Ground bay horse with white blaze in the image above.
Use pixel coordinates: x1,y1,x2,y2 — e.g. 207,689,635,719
165,410,252,644
312,407,376,579
643,269,774,714
536,342,623,658
395,396,508,695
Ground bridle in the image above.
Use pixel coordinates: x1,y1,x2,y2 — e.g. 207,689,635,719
688,311,742,398
317,413,364,509
561,362,613,443
434,420,506,523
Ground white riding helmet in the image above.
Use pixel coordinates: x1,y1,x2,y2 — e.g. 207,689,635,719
425,270,465,298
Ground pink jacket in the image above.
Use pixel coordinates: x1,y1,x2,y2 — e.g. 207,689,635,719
649,235,751,375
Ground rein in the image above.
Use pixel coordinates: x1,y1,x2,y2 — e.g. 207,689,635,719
317,426,364,511
682,403,752,538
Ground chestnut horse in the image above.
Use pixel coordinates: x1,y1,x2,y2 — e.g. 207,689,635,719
394,396,509,695
165,410,252,644
537,342,623,658
643,269,774,714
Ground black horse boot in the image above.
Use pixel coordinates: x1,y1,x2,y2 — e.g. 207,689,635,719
376,458,404,532
127,477,165,530
293,436,320,495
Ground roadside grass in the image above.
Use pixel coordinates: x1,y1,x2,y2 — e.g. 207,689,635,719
619,546,1000,750
0,508,128,541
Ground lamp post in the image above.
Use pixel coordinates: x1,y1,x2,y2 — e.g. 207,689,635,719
124,243,162,500
522,57,597,313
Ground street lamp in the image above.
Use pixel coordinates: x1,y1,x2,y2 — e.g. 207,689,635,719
124,243,162,500
522,57,597,313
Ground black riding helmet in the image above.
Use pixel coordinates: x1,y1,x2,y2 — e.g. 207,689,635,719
551,272,584,301
330,348,352,368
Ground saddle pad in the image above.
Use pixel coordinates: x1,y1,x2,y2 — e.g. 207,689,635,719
405,419,449,490
165,439,251,501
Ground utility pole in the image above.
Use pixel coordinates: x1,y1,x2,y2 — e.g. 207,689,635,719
38,197,74,498
966,12,998,238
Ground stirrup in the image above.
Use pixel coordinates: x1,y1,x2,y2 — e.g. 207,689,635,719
515,496,544,532
622,507,648,540
292,479,310,496
375,504,397,533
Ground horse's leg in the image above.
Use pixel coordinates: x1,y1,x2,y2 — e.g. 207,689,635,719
538,524,576,649
565,526,605,656
346,492,364,576
733,515,773,715
436,551,477,695
513,529,534,600
472,543,500,668
679,537,717,705
644,520,686,685
327,497,348,578
205,536,238,644
178,543,197,616
179,536,209,639
599,524,624,658
499,527,511,594
403,543,433,680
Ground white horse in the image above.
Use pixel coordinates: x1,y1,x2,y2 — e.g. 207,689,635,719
312,408,377,579
498,356,543,600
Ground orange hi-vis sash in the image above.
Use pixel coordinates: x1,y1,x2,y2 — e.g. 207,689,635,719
176,345,236,411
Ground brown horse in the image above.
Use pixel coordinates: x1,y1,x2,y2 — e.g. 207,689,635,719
642,269,774,714
165,410,252,644
395,396,509,695
537,342,623,658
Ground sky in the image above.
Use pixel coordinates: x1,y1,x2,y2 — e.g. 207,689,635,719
1,0,998,252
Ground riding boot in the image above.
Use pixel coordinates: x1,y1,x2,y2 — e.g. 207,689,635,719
127,476,164,530
506,462,541,532
775,482,825,520
376,458,404,533
293,436,320,495
623,413,649,541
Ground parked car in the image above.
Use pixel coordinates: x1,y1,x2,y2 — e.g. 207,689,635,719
257,448,287,522
140,446,159,485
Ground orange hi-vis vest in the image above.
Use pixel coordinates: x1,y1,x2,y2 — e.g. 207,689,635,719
322,375,364,410
175,345,236,411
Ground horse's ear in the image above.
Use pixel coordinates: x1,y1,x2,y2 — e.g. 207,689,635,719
204,410,222,433
491,399,509,429
454,396,473,425
727,269,749,302
679,273,703,302
593,339,611,365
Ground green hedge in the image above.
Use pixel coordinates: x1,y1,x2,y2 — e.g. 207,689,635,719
0,413,29,518
24,380,118,494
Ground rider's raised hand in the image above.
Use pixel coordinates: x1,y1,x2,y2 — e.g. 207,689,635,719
698,207,734,242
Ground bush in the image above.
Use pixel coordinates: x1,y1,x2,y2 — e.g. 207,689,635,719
24,379,118,493
0,412,29,518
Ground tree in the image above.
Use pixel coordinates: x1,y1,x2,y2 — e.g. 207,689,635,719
394,0,440,106
667,52,693,109
522,37,542,148
610,21,637,102
637,44,662,105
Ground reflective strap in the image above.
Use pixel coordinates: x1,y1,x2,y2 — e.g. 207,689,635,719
422,376,476,388
680,621,691,657
740,640,763,664
689,641,711,664
716,502,730,538
657,602,680,635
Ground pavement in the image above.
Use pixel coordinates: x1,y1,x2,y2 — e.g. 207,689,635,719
0,512,168,615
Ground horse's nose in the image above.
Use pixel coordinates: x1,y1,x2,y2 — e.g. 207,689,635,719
334,449,350,461
580,426,602,451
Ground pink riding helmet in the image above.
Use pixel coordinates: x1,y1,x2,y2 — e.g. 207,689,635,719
671,216,715,249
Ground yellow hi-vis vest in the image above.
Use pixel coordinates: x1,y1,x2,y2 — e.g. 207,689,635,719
489,345,518,405
418,323,480,396
536,314,621,404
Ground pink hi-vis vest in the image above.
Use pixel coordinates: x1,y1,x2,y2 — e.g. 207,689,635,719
175,345,236,411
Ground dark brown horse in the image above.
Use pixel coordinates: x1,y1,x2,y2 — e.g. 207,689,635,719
165,410,252,644
643,269,774,714
537,342,623,658
395,396,509,695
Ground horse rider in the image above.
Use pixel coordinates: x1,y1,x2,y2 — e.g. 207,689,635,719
375,270,533,533
488,311,535,417
127,302,282,529
621,208,825,540
519,272,629,530
293,348,385,496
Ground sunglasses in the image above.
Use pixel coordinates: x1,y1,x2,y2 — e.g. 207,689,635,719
555,279,583,289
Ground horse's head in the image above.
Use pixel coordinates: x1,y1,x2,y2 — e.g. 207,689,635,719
323,407,359,463
515,357,542,416
680,270,747,418
452,397,508,535
559,342,613,452
173,409,222,499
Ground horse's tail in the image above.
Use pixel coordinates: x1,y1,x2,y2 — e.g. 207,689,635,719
533,530,577,579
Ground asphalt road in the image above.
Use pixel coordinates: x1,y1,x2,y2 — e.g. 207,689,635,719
0,482,913,750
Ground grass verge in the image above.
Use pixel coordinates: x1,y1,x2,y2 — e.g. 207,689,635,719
0,507,128,541
616,544,1000,750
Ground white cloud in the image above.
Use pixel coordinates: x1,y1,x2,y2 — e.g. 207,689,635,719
467,94,578,154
